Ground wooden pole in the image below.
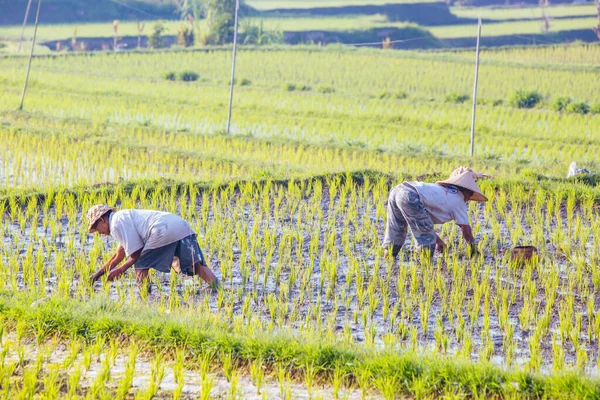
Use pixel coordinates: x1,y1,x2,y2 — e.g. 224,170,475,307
19,0,42,111
17,0,34,53
470,17,482,158
226,0,240,134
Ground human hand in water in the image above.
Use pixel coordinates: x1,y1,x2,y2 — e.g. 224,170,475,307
107,266,124,281
435,234,446,253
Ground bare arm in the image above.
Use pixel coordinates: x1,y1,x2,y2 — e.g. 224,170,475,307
435,233,446,252
107,248,142,281
459,224,475,244
91,246,125,282
458,224,478,254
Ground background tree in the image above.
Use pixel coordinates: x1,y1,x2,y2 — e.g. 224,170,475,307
241,19,283,46
148,21,165,49
177,0,239,45
177,17,195,47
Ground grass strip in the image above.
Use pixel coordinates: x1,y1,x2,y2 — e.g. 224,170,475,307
0,293,599,398
1,168,600,210
0,170,393,207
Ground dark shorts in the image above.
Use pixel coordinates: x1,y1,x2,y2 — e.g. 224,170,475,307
134,234,206,276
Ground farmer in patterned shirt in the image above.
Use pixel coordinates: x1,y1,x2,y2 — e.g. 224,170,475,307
88,205,219,290
382,167,489,259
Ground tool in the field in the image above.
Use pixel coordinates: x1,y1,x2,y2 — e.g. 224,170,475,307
567,161,593,178
511,246,538,265
87,205,219,291
382,166,491,260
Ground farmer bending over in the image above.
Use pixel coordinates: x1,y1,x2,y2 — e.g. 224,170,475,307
88,205,219,289
382,167,489,259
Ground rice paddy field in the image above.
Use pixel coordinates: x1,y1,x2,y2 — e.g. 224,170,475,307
0,12,595,42
0,41,599,398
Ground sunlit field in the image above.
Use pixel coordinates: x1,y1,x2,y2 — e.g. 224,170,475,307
0,42,599,398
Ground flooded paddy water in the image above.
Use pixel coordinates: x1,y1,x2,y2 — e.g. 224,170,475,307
1,177,599,380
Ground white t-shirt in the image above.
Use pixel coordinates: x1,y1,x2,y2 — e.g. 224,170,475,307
406,182,469,225
110,210,194,256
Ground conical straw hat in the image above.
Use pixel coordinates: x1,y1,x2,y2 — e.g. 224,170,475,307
87,204,116,232
436,171,488,202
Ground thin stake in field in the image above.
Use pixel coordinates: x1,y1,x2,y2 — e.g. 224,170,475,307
19,0,43,111
17,0,34,53
226,0,241,134
470,17,482,158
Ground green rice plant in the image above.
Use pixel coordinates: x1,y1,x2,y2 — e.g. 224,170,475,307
566,101,590,115
374,373,399,400
163,71,177,81
0,40,599,392
43,364,61,400
377,90,408,100
178,71,199,82
283,83,297,91
116,341,138,398
509,89,542,108
200,374,215,400
67,366,82,398
317,85,335,94
552,96,572,111
90,351,112,397
250,359,265,395
221,351,234,382
19,360,41,400
229,369,241,400
444,92,470,104
137,353,166,400
277,364,292,400
331,362,347,399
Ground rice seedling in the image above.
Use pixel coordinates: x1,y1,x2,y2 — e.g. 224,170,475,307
0,39,598,398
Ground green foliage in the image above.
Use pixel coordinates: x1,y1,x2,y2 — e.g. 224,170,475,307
164,71,199,82
148,21,166,49
317,85,335,94
239,78,252,86
163,71,176,81
378,91,408,100
552,96,572,111
509,89,542,109
203,0,237,45
565,101,590,115
177,23,195,47
283,83,296,91
283,83,311,92
178,71,200,82
242,19,284,46
590,103,600,114
3,293,600,399
444,92,470,104
0,45,599,397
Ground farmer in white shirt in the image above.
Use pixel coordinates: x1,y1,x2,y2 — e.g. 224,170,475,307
88,205,219,289
382,167,489,259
